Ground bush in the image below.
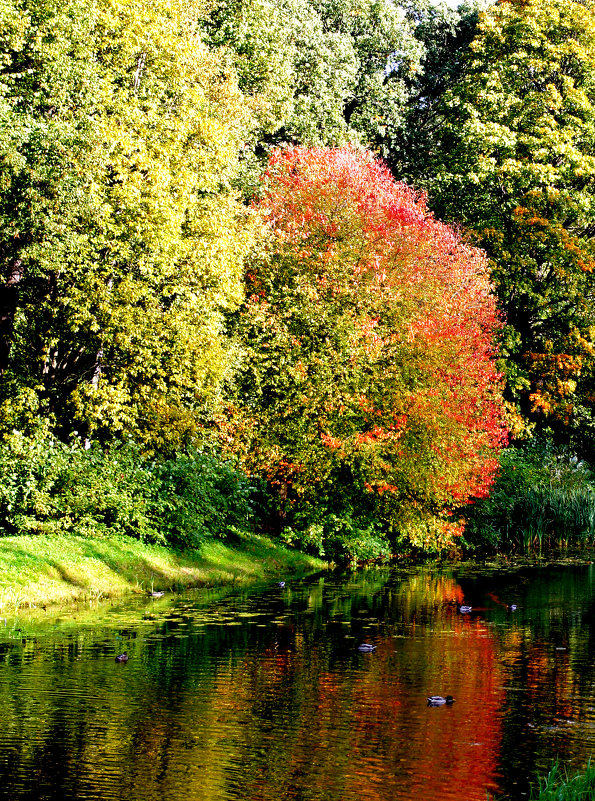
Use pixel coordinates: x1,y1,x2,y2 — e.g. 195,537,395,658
0,431,257,546
152,449,255,547
278,486,392,563
0,430,161,540
0,428,72,535
56,442,162,541
463,440,595,552
0,430,392,558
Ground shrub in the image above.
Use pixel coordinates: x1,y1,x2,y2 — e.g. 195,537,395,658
463,441,595,551
0,430,161,540
152,450,256,547
0,428,72,535
279,484,392,563
0,431,257,546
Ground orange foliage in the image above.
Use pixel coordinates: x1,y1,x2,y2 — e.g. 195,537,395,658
241,147,508,547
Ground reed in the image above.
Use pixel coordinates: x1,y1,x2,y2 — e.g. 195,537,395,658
529,760,595,800
521,479,595,551
488,761,595,800
465,442,595,553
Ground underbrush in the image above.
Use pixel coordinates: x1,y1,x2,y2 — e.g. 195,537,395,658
463,441,595,553
0,429,389,562
0,430,254,547
9,431,595,563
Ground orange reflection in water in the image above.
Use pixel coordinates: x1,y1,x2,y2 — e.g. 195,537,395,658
215,576,505,801
342,593,504,800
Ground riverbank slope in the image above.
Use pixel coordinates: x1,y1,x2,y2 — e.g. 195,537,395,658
0,533,327,611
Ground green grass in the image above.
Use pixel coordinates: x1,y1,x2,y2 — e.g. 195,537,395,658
490,761,595,800
528,761,595,800
0,532,327,611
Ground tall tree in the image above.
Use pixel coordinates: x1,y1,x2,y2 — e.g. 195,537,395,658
229,147,507,551
0,0,253,450
406,0,595,453
389,0,485,182
202,0,423,183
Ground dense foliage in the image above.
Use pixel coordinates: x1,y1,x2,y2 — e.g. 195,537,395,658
463,441,595,552
0,0,253,451
401,0,595,457
230,147,506,552
0,430,255,545
4,0,595,557
202,0,423,176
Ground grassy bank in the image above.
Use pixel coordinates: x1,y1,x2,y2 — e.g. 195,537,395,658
0,532,327,611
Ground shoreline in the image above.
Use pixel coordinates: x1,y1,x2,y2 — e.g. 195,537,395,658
0,532,328,613
1,531,592,619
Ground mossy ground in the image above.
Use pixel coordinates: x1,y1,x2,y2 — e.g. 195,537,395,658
0,532,327,612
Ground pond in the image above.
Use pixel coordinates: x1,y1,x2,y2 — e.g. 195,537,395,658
1,559,595,800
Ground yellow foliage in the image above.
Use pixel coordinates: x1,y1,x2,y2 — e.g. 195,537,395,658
56,0,255,448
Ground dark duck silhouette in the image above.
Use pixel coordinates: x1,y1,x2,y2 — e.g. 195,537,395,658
115,652,129,663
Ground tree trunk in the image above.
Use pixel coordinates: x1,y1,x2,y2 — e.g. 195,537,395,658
0,259,24,375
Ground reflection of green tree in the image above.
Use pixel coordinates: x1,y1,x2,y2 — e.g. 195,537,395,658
482,564,595,798
1,565,595,800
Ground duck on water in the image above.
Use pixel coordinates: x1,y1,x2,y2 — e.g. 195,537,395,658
427,695,455,706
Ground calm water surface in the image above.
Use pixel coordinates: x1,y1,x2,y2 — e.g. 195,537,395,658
1,561,595,800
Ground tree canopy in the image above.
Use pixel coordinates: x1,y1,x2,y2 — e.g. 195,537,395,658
229,147,507,550
202,0,423,188
403,0,595,454
0,0,254,450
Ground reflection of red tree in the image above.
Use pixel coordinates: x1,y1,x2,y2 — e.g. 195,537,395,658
344,613,504,801
172,577,506,801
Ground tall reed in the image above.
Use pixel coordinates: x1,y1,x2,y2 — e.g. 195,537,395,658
529,760,595,800
488,761,595,800
464,441,595,553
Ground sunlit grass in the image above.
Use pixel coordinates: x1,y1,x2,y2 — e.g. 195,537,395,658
0,532,327,610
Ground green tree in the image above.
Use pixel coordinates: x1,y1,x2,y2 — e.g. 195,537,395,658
0,0,100,385
312,0,423,154
406,0,595,453
0,0,253,450
202,0,422,181
389,0,485,182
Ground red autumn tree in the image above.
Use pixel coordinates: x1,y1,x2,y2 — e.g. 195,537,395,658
232,147,508,553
